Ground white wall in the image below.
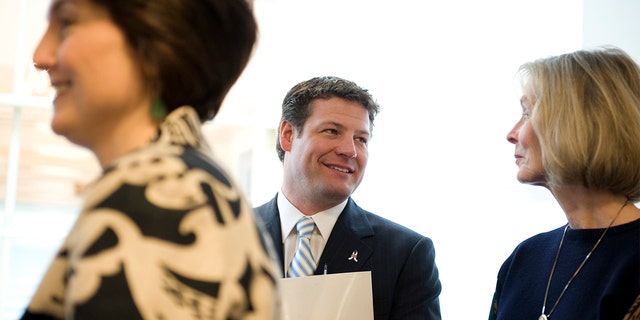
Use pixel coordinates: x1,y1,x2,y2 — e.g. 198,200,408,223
4,0,639,318
232,1,583,318
0,0,50,94
582,0,640,61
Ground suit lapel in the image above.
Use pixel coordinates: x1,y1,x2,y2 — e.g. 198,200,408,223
315,199,374,275
258,196,375,276
255,196,285,271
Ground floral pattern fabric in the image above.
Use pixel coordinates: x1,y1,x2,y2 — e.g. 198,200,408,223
21,106,280,319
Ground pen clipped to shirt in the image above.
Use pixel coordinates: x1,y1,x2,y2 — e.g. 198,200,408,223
323,263,328,275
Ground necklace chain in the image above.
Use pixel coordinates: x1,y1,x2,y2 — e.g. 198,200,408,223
539,200,629,320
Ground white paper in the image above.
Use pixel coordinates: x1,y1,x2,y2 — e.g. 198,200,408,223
279,271,373,320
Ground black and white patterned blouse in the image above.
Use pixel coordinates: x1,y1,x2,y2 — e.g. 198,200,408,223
22,106,280,319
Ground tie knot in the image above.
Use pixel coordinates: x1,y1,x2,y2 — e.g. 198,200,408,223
296,217,315,239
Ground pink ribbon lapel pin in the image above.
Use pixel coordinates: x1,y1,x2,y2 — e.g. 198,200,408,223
347,250,358,262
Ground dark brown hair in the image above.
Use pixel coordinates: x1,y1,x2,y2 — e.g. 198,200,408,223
276,76,380,162
94,0,257,121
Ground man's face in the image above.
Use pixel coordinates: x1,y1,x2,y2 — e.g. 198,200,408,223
280,97,371,212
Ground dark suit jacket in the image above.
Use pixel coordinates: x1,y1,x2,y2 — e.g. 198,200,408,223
255,195,442,320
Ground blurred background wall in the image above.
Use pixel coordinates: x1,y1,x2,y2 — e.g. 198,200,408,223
1,0,639,318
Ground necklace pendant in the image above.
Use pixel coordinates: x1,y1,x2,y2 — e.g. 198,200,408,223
539,315,548,320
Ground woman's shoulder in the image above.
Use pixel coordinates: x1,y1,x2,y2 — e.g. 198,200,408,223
84,144,238,211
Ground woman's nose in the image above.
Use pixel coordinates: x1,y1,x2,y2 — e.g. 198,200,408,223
506,122,520,144
33,27,57,72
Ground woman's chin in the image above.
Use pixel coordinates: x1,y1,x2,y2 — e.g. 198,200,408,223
517,172,547,187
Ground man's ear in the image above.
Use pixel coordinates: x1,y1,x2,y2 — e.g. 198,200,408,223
279,120,294,152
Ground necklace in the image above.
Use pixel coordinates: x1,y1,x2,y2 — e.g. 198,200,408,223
539,200,629,320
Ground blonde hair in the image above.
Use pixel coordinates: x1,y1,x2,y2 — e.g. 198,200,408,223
519,47,640,200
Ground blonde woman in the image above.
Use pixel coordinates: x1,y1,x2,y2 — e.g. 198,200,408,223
491,47,640,320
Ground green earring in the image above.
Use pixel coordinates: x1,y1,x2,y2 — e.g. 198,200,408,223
152,97,167,121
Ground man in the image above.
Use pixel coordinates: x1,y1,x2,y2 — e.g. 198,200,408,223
254,76,442,319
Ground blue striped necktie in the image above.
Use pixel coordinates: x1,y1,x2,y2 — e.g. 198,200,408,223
287,217,316,277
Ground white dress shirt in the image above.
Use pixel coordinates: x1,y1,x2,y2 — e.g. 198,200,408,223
277,191,346,275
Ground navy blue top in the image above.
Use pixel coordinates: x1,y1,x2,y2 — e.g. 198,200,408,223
490,219,640,320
